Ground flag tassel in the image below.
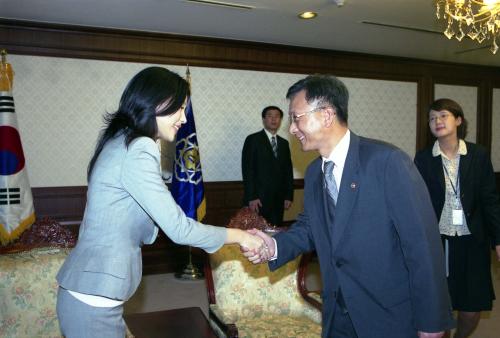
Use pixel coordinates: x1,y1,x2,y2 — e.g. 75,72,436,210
0,212,36,245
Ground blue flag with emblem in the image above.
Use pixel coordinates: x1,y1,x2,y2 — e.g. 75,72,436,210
171,97,206,221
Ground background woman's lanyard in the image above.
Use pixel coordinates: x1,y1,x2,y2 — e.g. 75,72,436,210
442,163,463,226
442,164,459,203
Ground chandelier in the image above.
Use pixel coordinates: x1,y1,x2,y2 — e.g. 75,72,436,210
435,0,500,54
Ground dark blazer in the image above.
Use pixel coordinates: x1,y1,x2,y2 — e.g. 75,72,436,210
414,141,500,246
242,129,293,225
270,132,454,338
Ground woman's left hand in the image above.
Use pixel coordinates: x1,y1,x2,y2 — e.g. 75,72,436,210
496,245,500,262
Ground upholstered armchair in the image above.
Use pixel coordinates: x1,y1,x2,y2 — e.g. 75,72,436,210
204,208,322,338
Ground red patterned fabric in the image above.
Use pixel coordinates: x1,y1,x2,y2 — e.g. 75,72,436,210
227,207,281,233
0,217,76,253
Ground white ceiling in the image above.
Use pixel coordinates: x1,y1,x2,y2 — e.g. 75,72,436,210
1,0,499,67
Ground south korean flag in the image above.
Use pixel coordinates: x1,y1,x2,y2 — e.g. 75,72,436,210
0,91,35,245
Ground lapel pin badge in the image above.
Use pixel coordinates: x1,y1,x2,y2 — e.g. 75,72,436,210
350,182,356,189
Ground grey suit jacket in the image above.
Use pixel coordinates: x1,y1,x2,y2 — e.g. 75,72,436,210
57,134,226,300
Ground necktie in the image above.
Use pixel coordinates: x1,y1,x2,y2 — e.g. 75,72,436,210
271,136,278,158
324,161,338,205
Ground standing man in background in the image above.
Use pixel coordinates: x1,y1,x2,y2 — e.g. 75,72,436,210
242,106,294,226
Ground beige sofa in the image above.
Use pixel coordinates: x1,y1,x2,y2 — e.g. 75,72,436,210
0,218,138,338
0,218,76,337
0,247,71,337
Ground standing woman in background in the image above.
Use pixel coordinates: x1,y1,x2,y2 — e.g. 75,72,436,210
56,67,264,338
414,98,500,338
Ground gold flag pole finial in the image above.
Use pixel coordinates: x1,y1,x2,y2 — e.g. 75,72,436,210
1,49,7,64
0,49,14,91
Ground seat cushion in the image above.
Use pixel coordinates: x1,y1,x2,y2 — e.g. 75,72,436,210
235,314,321,338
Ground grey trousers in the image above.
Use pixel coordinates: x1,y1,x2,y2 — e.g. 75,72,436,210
57,287,126,338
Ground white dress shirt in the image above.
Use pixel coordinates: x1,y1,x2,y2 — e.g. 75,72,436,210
321,130,350,189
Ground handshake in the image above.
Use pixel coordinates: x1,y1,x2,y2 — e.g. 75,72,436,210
226,207,280,264
239,228,275,264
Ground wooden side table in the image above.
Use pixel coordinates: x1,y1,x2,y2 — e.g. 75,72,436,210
124,307,217,338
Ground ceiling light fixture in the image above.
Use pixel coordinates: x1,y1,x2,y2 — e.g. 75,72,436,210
298,11,318,19
435,0,500,54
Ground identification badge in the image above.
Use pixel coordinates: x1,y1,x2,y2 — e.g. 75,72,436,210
452,209,463,226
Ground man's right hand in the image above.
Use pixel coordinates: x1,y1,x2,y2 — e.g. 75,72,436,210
243,228,275,264
248,199,262,213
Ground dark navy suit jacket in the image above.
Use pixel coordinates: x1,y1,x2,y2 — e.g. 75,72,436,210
414,141,500,246
270,132,454,338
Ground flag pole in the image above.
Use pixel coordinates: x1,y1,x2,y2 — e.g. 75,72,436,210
175,64,203,280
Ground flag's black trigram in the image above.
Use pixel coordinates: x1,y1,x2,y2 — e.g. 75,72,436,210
0,95,15,113
0,187,20,205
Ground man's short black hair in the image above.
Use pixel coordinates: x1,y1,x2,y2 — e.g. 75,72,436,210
286,74,349,124
261,106,284,119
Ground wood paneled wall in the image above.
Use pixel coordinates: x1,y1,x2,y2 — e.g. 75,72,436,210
31,182,246,274
2,18,499,273
31,180,303,274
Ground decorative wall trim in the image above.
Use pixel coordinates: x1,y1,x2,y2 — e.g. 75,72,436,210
30,173,497,273
31,180,305,226
30,180,304,274
32,186,87,227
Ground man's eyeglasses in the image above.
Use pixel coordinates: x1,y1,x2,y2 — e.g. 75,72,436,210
289,106,329,124
428,112,451,124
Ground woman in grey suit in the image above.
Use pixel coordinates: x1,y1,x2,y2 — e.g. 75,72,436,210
56,67,265,338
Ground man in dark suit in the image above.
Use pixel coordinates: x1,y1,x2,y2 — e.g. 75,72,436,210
242,106,294,226
245,75,454,338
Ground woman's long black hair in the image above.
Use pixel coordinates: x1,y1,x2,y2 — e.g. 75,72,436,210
87,67,189,181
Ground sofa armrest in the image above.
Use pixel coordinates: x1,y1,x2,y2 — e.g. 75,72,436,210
0,247,71,337
298,252,322,312
208,305,238,338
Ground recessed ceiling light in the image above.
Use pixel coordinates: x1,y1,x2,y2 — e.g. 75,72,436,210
298,11,317,19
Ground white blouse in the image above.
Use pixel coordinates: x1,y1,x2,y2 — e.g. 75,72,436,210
432,140,470,236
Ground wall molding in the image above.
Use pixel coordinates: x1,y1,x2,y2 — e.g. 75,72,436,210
2,19,499,79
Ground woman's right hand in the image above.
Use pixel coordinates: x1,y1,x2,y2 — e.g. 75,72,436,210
245,228,275,263
239,230,265,253
225,228,275,264
225,228,264,253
